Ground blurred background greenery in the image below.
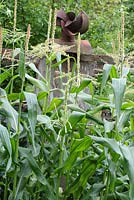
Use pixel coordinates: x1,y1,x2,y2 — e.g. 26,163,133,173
0,0,134,53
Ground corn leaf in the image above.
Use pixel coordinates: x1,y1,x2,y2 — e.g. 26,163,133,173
0,68,12,85
24,92,38,154
101,64,112,93
28,62,46,82
68,111,85,129
120,146,134,200
46,98,63,113
117,110,131,132
62,136,92,171
91,136,122,156
70,78,91,94
0,124,12,171
112,78,126,120
25,74,48,92
19,147,47,185
37,115,54,131
0,88,22,131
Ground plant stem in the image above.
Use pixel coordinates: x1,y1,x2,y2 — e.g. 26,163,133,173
0,27,3,70
104,169,110,200
11,0,17,94
56,176,60,200
12,137,19,200
10,47,15,94
77,33,81,86
12,77,25,199
130,117,134,132
13,0,17,33
56,136,65,200
43,60,51,114
46,9,52,43
4,176,8,200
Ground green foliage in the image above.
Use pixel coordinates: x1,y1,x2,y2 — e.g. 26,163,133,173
1,1,134,199
1,0,134,52
1,42,134,199
1,0,49,45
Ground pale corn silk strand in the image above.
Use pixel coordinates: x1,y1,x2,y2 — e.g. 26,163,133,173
25,24,31,52
77,32,81,86
0,27,3,69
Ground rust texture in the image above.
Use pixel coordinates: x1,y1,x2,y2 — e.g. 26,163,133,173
56,9,89,43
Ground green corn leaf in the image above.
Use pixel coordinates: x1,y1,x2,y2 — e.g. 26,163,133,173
89,81,94,98
19,147,47,185
0,88,22,132
0,68,12,85
78,92,99,106
24,92,38,154
112,78,126,120
60,111,85,135
0,124,12,171
46,53,56,64
14,161,31,200
46,98,63,113
7,92,24,101
86,112,103,125
117,110,131,132
25,74,48,92
71,136,92,152
110,65,118,79
51,56,68,68
62,151,78,171
37,115,54,131
37,91,48,101
79,160,97,187
130,116,134,132
89,183,105,198
67,159,97,198
101,64,112,93
103,119,115,133
122,101,134,110
91,136,122,156
28,62,46,82
5,74,19,93
62,136,92,171
89,104,110,115
120,146,134,200
116,192,129,200
90,136,134,199
123,132,134,143
68,104,85,113
70,78,91,94
68,111,85,129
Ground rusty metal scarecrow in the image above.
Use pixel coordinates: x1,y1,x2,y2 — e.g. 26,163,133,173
56,9,89,42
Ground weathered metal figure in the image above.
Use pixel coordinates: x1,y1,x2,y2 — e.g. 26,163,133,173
56,9,89,42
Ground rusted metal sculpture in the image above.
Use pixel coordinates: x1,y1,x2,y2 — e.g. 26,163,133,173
56,9,89,42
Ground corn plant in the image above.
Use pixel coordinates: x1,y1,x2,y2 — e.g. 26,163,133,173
1,42,134,199
1,4,134,200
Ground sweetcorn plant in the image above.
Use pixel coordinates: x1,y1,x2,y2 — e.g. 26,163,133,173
0,39,134,200
0,4,134,199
